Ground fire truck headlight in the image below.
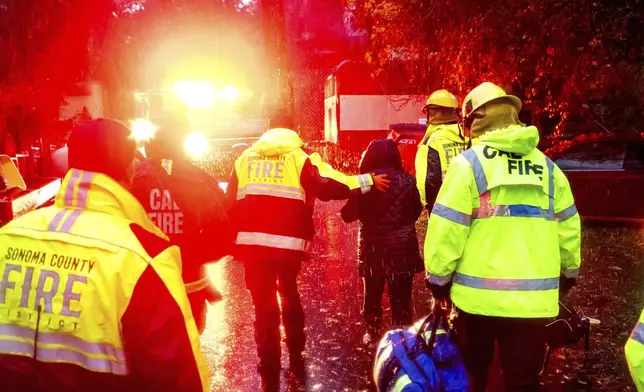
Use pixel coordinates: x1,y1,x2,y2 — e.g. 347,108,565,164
220,85,239,101
185,131,209,158
130,119,158,142
174,81,216,108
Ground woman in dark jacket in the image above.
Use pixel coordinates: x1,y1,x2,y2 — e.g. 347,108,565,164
341,139,423,345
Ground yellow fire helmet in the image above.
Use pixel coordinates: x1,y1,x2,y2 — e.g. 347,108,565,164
462,82,522,120
422,89,458,115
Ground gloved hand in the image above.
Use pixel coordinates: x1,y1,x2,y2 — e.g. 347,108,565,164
559,275,576,300
425,276,451,301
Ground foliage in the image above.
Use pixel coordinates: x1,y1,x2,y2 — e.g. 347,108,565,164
0,0,277,153
303,141,361,174
349,0,644,136
0,0,113,152
194,140,360,181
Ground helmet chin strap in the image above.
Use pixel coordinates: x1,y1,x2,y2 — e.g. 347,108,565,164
460,117,474,149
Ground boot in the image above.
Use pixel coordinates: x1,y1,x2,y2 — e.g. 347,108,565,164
363,314,381,347
288,349,307,380
259,369,280,392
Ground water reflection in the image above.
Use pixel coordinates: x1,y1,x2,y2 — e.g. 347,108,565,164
202,202,417,391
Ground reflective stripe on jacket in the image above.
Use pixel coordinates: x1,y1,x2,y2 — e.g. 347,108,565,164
424,125,581,318
415,123,465,207
0,169,209,391
309,152,373,193
228,128,371,262
626,309,644,391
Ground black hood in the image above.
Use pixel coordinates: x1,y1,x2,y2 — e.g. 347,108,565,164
359,139,402,174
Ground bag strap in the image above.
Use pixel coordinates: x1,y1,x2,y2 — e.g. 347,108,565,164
415,313,434,340
390,331,432,389
583,318,591,369
416,303,449,355
542,300,592,375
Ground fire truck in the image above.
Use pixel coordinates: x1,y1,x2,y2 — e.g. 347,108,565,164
323,61,544,169
131,82,268,158
324,60,427,153
0,149,63,227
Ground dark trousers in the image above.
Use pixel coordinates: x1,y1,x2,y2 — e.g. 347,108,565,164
244,260,306,373
363,274,414,333
454,311,547,392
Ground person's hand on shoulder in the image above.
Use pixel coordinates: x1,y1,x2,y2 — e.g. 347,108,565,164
371,173,390,192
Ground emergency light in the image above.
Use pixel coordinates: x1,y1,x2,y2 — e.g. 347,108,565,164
173,81,216,109
185,131,209,159
219,85,239,101
172,82,240,109
130,119,158,142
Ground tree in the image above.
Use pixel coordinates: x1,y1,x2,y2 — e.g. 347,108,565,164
259,0,294,116
349,0,644,136
0,0,316,155
0,0,114,152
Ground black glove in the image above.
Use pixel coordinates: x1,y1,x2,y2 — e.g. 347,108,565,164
559,276,576,298
425,276,452,300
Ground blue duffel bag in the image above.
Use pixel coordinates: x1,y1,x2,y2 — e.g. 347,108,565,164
373,309,470,392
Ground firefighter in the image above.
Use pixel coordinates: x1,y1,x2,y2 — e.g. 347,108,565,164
626,310,644,390
130,113,231,335
415,89,467,208
227,112,389,390
0,118,209,391
424,82,581,391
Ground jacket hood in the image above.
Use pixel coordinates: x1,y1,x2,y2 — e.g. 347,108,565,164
478,125,540,155
428,110,460,126
470,99,522,139
250,128,303,156
359,139,402,173
55,169,167,239
421,123,462,145
430,123,462,138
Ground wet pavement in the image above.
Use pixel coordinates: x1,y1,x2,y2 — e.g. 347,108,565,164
200,198,644,392
201,200,433,392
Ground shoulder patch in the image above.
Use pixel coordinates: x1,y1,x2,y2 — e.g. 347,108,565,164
129,223,171,258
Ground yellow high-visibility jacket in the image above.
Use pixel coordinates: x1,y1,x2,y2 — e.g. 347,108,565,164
425,125,581,318
415,123,466,207
0,169,209,391
228,128,373,263
626,309,644,391
309,151,373,191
